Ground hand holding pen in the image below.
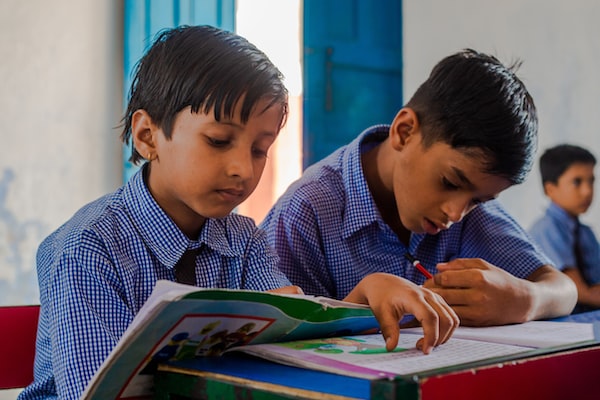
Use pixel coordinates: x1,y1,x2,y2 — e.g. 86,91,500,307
404,253,434,280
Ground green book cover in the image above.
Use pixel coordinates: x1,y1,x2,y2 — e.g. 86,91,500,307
82,280,380,399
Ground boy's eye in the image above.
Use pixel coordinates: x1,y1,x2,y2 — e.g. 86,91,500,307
442,177,459,190
252,147,268,159
442,176,484,206
207,137,230,147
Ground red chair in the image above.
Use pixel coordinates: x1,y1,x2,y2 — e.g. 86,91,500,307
0,305,40,390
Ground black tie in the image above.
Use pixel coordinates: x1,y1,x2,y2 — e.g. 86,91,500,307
174,249,197,285
572,219,593,313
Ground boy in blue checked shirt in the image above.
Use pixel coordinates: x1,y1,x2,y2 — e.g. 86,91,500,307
261,49,578,327
20,26,457,400
529,144,600,313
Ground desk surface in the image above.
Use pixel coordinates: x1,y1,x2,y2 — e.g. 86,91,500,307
550,308,600,323
154,310,600,400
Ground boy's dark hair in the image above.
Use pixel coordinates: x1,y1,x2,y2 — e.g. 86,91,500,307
121,25,289,164
406,49,538,185
539,144,596,185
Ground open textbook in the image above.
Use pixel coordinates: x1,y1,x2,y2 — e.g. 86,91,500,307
232,320,599,380
81,280,380,399
82,280,599,399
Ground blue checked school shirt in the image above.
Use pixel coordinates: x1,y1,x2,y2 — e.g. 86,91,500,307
529,202,600,285
261,125,551,299
19,164,290,400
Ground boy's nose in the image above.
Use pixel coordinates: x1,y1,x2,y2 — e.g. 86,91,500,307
443,198,472,224
582,183,594,196
445,209,465,224
226,150,254,181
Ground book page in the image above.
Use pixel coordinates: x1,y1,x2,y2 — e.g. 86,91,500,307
402,320,596,348
232,333,532,380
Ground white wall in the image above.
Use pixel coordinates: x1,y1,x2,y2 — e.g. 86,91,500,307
403,0,600,232
2,0,600,302
0,0,122,306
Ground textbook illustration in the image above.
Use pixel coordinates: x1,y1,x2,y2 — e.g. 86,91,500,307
81,280,380,399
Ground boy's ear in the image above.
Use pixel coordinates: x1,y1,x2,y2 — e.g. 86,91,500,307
543,181,556,197
389,107,420,151
131,110,159,160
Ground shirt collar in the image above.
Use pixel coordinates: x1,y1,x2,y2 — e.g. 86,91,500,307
341,125,390,239
547,201,578,231
123,165,239,269
198,218,240,258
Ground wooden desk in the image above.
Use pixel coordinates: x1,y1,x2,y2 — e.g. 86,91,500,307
154,311,600,400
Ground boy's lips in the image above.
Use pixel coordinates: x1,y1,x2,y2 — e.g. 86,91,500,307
423,218,449,235
423,218,441,235
217,188,245,202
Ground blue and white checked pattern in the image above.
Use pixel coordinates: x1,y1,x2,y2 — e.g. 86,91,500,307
261,125,551,299
19,165,290,400
529,202,600,284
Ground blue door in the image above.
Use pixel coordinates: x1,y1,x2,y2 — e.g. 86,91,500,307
303,0,403,168
122,0,235,181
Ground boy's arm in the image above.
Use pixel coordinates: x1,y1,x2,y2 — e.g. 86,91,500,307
563,267,600,307
424,259,577,326
44,241,135,399
240,224,299,292
261,195,335,297
422,202,576,326
525,264,579,318
268,285,304,294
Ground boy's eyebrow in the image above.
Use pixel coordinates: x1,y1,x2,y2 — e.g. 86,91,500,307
451,166,500,202
451,166,474,188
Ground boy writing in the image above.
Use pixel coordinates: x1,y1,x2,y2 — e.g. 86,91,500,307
20,26,456,400
529,144,600,313
261,49,577,327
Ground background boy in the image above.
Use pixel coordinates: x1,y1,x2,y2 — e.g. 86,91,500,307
529,144,600,313
20,26,456,400
261,49,577,327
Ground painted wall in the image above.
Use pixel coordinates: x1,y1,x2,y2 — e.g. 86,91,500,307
2,0,600,309
403,0,600,233
0,0,123,306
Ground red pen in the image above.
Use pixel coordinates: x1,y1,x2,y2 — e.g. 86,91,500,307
404,253,434,280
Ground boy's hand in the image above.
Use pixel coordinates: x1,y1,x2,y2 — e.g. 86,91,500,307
423,258,534,326
267,285,304,295
344,273,459,354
